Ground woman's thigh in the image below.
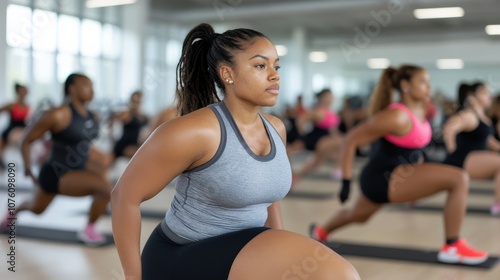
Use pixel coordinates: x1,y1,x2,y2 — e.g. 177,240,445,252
464,151,500,180
229,229,359,280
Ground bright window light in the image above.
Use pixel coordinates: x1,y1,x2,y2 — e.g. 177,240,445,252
367,58,390,69
309,51,328,63
436,59,464,69
6,4,32,48
414,7,464,19
58,15,80,54
275,45,288,56
166,40,181,66
81,19,102,57
485,25,500,35
86,0,137,8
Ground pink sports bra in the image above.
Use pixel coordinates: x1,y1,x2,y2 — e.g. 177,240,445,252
384,103,432,149
315,107,340,130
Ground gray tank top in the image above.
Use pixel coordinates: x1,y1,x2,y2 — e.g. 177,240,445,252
162,102,292,244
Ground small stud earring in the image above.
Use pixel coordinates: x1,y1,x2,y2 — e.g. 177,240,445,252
229,80,234,84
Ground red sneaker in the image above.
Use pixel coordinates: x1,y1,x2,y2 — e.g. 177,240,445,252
438,239,488,265
309,224,328,243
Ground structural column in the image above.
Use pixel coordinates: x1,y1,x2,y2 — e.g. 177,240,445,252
0,1,8,103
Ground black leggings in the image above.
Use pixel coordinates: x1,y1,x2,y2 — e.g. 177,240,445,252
1,121,25,142
141,223,269,280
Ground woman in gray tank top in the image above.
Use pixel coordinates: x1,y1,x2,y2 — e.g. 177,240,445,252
111,23,360,280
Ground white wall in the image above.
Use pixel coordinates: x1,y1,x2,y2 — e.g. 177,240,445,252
303,39,500,103
0,0,7,104
120,0,149,99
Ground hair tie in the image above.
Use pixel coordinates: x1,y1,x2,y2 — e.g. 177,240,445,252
192,33,219,46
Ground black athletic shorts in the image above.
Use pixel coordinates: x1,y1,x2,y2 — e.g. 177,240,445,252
141,223,269,280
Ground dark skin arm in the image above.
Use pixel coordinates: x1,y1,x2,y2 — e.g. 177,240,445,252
0,103,14,113
20,107,71,183
111,108,220,279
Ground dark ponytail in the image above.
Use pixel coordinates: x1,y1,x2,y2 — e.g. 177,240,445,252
457,81,486,111
64,73,87,97
456,83,471,111
176,23,266,115
369,64,424,116
469,82,486,94
369,67,396,116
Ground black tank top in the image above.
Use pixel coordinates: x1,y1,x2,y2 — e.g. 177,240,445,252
492,117,499,141
444,119,492,167
118,114,147,143
48,103,99,171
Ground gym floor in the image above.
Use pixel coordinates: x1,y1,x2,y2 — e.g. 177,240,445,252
1,153,499,280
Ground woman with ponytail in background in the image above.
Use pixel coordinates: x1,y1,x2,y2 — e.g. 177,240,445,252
443,82,500,215
290,89,344,188
0,83,30,169
111,23,359,280
1,73,112,246
310,65,488,265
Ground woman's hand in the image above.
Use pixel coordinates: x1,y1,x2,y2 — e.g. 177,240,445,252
25,168,40,187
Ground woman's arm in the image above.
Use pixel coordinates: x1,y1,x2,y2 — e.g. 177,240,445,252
0,103,13,113
20,109,60,182
442,111,477,153
295,109,322,135
111,109,219,279
487,135,500,152
338,108,411,203
340,108,410,179
265,201,283,229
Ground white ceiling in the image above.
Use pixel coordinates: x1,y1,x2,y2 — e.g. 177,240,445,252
150,0,500,42
149,0,500,68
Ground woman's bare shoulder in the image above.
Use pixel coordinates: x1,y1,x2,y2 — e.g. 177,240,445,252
261,112,286,141
152,107,220,142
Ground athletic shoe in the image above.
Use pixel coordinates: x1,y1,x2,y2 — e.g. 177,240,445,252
490,202,500,215
330,168,342,181
77,224,106,247
309,224,327,243
438,239,488,265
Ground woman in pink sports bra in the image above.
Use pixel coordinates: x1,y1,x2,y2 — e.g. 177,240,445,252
0,83,30,169
289,89,344,188
310,65,488,265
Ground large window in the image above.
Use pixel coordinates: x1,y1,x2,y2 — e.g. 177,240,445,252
5,2,122,107
58,15,80,54
32,9,57,52
6,4,32,49
143,24,186,113
6,48,30,101
81,19,102,57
